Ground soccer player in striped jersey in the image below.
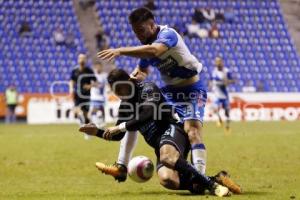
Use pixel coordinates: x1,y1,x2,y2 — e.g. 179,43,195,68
89,62,108,128
210,57,235,131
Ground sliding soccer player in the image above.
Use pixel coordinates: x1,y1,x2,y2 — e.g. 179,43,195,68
79,69,241,196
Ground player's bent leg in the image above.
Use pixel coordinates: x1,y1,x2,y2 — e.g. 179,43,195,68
157,166,180,190
216,106,223,127
159,131,228,196
158,144,206,194
159,144,180,168
184,120,206,174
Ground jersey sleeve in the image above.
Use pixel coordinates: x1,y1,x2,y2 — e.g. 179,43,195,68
125,83,161,131
95,128,125,141
227,71,233,80
153,28,178,49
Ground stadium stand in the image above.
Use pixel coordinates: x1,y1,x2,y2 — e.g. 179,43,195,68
96,0,300,92
0,0,299,93
0,0,86,93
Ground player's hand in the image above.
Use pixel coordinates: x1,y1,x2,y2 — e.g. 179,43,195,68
103,126,121,140
83,84,91,90
224,79,232,86
79,123,98,136
97,48,120,62
129,68,147,81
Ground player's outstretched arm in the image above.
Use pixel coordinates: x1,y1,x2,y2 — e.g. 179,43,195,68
78,123,125,141
97,43,168,61
224,78,235,86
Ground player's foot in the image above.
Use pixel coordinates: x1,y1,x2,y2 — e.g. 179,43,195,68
95,162,127,182
216,120,223,127
211,183,230,197
213,171,242,194
224,126,231,135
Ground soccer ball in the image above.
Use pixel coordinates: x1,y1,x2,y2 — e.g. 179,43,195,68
128,156,154,183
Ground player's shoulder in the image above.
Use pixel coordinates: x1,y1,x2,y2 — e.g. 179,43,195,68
71,66,79,72
224,67,231,73
212,68,218,74
158,25,178,38
160,25,177,33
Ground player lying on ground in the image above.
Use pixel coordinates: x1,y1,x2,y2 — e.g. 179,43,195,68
98,7,208,174
209,57,235,131
79,69,242,196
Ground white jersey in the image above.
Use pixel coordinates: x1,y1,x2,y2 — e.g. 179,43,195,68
90,72,108,102
139,25,203,85
211,67,232,99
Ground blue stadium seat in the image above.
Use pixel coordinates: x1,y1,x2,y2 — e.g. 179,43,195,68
1,0,299,93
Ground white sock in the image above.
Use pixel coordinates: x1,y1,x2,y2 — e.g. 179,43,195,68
77,113,85,126
117,131,138,167
191,144,207,174
91,113,105,128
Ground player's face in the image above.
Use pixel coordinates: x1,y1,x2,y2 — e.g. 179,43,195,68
132,19,156,44
215,58,223,70
78,54,86,66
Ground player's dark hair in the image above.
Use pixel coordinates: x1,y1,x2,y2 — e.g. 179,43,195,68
129,7,154,24
107,69,130,86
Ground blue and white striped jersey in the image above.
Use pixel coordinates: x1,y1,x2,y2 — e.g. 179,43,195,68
139,25,203,86
211,67,233,99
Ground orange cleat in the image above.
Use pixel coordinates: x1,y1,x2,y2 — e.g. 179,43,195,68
214,171,242,194
95,162,127,182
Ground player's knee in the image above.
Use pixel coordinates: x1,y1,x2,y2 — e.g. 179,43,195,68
158,171,177,190
160,146,179,167
185,126,201,143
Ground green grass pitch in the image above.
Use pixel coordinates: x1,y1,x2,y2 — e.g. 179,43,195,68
0,122,299,200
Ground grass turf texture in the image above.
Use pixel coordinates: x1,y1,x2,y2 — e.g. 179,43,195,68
0,122,299,200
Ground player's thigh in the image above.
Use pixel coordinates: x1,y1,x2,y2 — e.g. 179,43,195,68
159,124,190,162
222,99,230,111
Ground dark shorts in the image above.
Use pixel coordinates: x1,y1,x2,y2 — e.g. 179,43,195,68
74,96,90,112
155,124,190,171
7,104,17,112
